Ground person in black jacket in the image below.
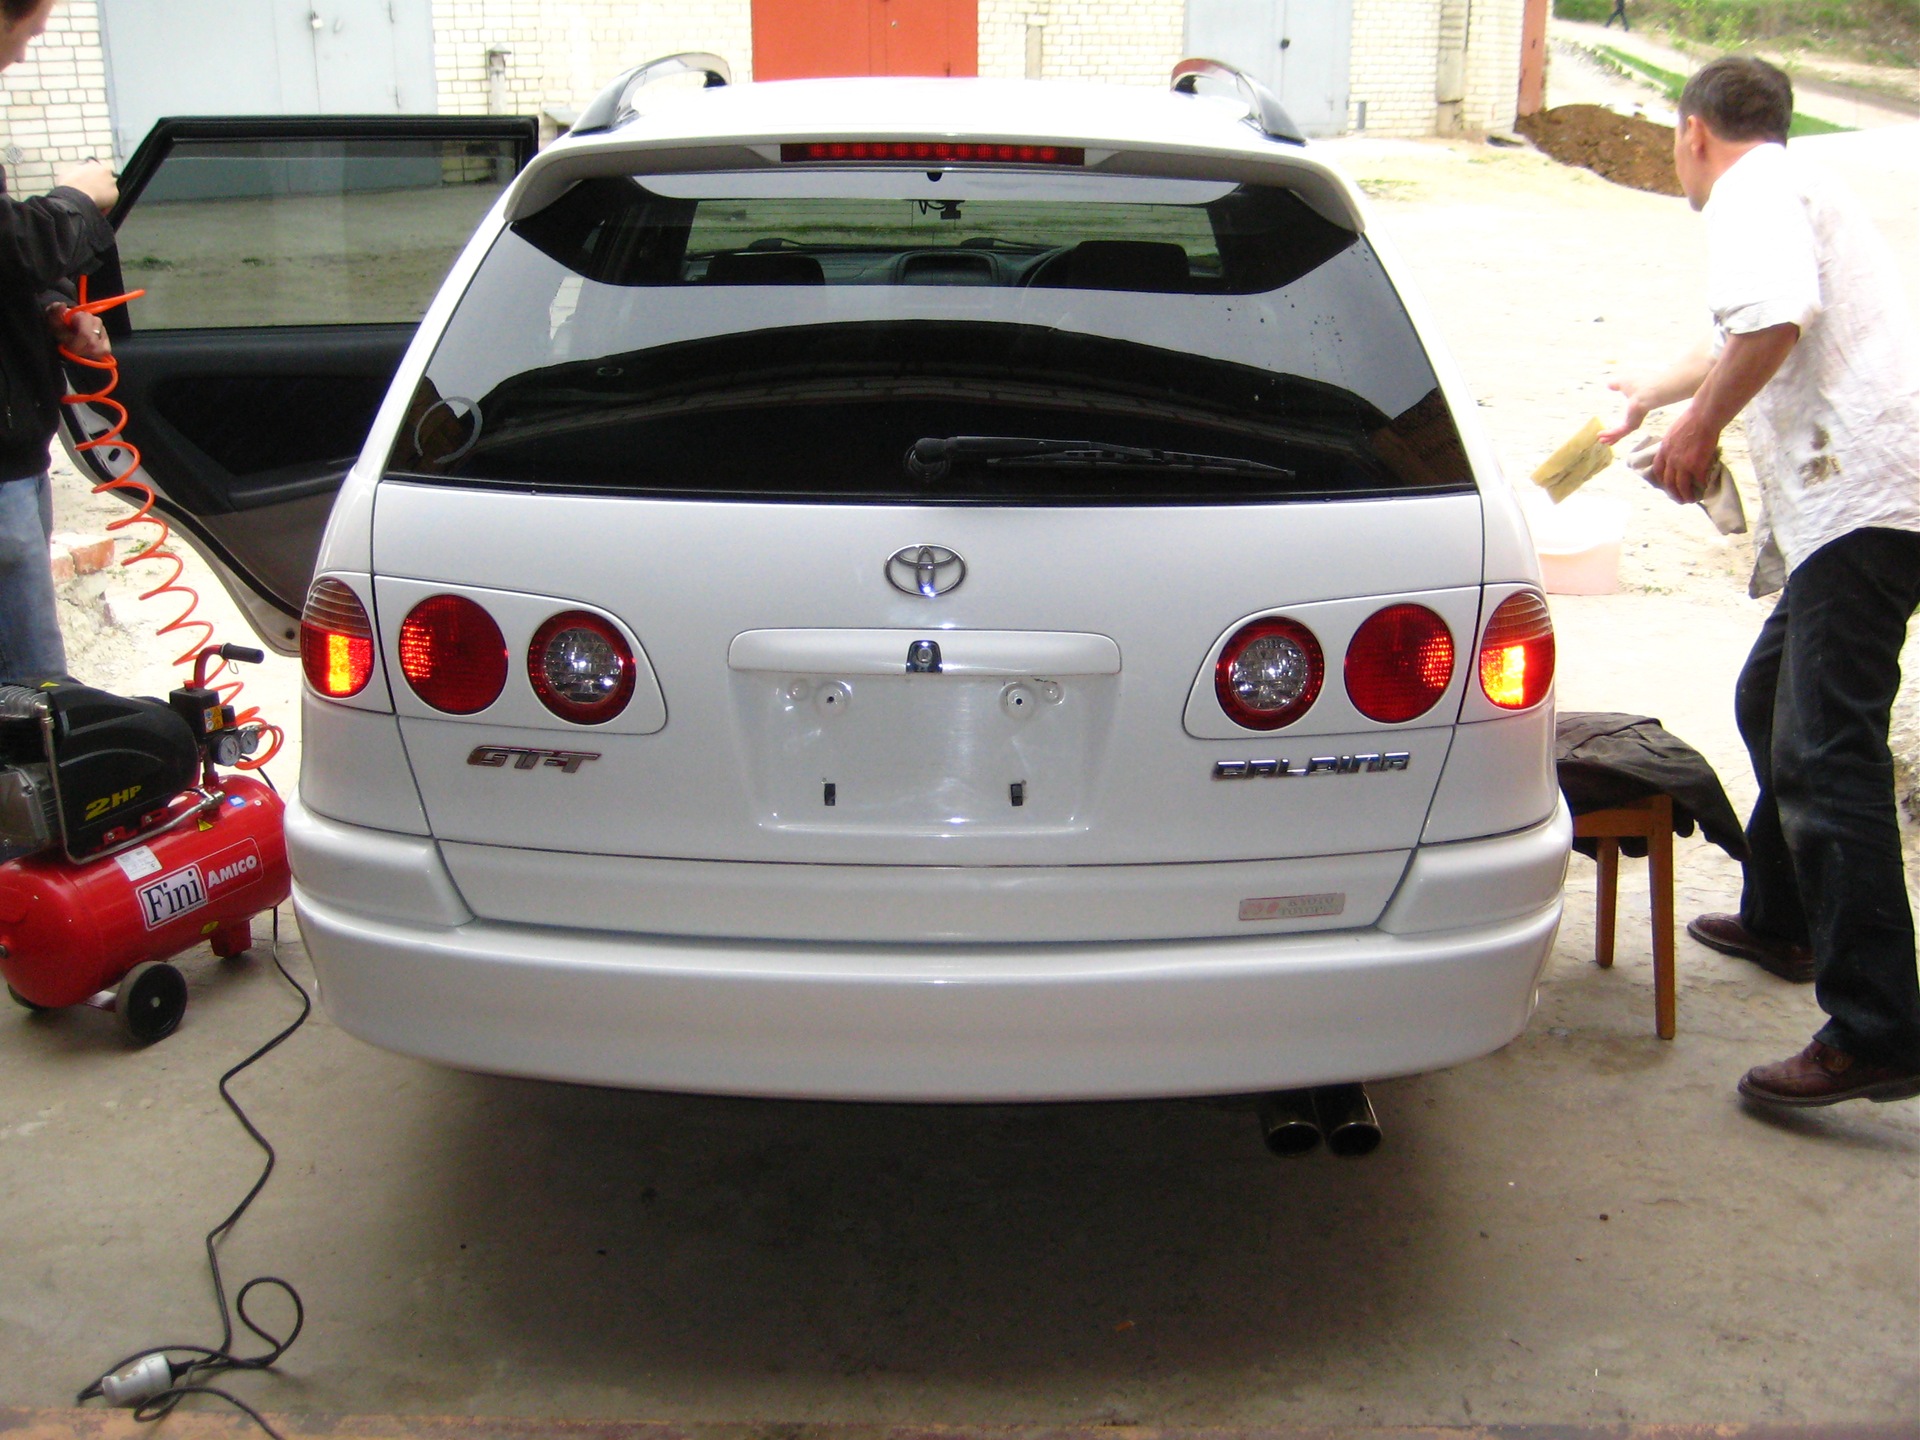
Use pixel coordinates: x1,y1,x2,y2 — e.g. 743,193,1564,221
0,0,118,686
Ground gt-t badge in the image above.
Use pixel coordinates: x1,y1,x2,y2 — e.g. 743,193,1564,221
467,746,601,774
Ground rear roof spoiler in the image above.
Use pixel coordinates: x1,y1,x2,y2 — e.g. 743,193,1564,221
1171,57,1307,146
574,52,732,136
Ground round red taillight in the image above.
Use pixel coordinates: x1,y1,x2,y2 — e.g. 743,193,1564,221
398,594,507,714
1345,604,1455,723
1216,617,1324,730
1478,590,1555,710
528,611,635,724
300,577,375,699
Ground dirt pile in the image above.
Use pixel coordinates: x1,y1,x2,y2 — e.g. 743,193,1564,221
1516,104,1683,196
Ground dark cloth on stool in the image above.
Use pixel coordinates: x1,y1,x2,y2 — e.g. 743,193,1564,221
1555,712,1747,861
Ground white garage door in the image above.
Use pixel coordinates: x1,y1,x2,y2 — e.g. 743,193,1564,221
99,0,438,163
1184,0,1353,138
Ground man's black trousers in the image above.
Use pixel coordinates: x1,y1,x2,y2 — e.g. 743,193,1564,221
1736,526,1920,1066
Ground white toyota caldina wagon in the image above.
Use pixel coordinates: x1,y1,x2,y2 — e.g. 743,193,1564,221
74,58,1570,1116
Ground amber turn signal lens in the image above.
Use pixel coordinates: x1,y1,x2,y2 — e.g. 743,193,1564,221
1478,591,1555,710
300,577,375,699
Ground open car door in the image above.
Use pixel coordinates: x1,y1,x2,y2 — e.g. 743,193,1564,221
58,115,539,654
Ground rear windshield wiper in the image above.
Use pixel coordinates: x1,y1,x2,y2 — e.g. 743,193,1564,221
906,435,1293,482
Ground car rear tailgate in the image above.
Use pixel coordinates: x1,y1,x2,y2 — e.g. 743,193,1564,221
373,482,1484,885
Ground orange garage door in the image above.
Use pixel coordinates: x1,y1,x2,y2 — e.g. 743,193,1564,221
753,0,978,80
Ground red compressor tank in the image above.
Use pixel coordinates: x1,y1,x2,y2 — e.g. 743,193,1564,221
0,774,290,1010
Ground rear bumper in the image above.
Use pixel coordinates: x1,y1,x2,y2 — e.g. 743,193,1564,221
290,805,1567,1100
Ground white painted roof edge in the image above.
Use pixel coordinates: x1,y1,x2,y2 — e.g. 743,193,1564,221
507,76,1364,231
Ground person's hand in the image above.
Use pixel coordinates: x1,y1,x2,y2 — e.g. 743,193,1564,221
1597,376,1654,445
47,303,110,360
55,159,117,214
1648,404,1719,503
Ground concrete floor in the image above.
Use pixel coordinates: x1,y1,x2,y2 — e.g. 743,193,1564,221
3,1420,1907,1440
3,862,1915,1429
4,121,1919,1433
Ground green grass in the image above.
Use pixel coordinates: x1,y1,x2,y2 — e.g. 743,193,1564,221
1592,43,1853,134
1785,111,1850,137
1557,0,1920,65
1594,42,1686,96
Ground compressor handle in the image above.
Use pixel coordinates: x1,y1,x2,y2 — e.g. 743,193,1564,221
191,643,266,688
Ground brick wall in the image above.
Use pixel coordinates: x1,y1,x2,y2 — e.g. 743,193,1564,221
432,0,754,133
1356,0,1522,136
1350,0,1443,136
978,0,1184,86
980,0,1521,138
0,0,1529,197
0,0,114,197
1463,0,1523,133
403,0,1522,135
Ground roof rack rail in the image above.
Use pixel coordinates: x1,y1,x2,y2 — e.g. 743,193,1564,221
1170,57,1306,146
574,52,731,136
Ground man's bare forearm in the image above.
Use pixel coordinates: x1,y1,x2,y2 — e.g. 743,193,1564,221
1648,324,1799,503
1638,336,1717,411
1689,324,1800,434
1600,335,1716,443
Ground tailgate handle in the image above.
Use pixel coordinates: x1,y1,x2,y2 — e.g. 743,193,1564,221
730,629,1120,677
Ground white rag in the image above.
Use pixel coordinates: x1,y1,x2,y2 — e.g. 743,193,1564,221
1625,432,1748,537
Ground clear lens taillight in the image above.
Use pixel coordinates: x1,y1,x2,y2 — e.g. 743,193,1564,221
1478,591,1556,710
528,611,635,724
398,595,507,714
300,577,375,699
1345,604,1455,723
1216,618,1324,730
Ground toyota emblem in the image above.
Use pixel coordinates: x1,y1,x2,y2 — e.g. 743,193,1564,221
886,545,966,598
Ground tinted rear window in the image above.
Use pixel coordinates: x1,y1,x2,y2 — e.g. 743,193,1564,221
392,168,1470,504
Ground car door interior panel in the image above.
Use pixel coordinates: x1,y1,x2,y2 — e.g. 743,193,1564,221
60,115,537,621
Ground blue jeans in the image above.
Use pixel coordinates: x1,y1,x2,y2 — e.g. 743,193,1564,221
0,470,67,685
1736,526,1920,1067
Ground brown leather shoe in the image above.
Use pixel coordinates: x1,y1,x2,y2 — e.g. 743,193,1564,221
1738,1040,1920,1107
1687,912,1815,983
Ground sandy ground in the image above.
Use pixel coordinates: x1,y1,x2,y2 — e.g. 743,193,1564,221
6,102,1920,1430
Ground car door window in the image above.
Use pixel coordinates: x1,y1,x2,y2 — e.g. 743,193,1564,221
114,136,521,330
66,119,534,651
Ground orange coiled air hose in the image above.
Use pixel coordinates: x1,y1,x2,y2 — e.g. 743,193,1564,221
58,276,285,767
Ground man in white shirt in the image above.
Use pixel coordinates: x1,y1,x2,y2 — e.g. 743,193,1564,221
1602,55,1920,1108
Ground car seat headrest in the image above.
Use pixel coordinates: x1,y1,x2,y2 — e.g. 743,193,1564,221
1027,240,1192,292
702,251,826,285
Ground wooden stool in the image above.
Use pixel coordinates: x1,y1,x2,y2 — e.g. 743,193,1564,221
1572,794,1676,1039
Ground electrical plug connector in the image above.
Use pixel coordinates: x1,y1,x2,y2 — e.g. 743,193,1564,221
98,1352,179,1405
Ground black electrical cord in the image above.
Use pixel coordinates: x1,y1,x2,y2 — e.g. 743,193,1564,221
78,895,309,1440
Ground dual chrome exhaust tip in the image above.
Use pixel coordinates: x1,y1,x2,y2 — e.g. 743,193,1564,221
1256,1082,1381,1158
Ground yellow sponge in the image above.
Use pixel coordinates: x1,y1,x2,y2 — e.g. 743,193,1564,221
1531,417,1613,503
